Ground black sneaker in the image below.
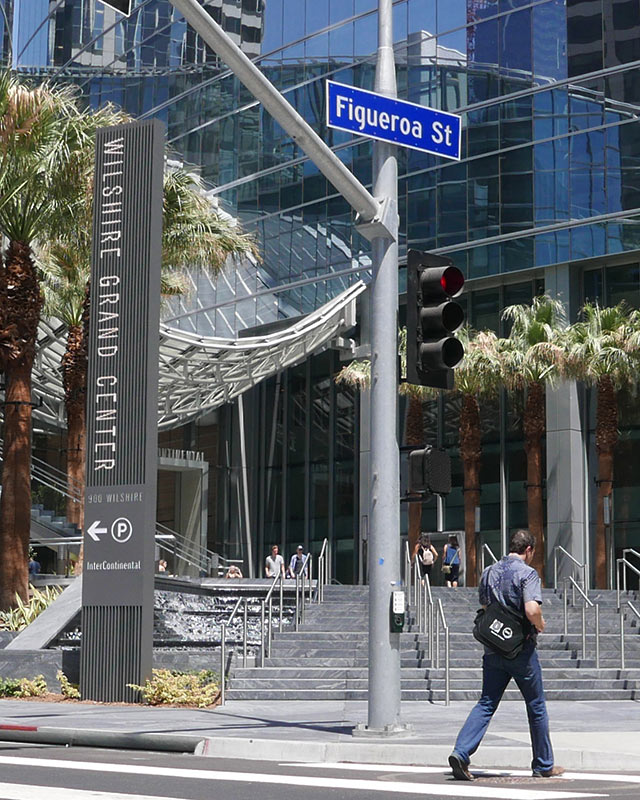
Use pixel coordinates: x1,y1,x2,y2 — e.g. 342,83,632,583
448,753,474,781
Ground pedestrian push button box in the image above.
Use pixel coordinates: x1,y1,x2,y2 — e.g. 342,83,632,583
390,590,406,633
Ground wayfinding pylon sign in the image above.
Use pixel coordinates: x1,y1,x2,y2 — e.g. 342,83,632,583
81,119,164,702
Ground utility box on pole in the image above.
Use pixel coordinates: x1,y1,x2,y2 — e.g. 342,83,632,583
81,119,164,702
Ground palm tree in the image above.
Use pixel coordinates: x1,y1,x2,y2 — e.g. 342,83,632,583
41,164,258,540
453,329,501,585
498,296,566,581
0,74,122,608
564,303,640,588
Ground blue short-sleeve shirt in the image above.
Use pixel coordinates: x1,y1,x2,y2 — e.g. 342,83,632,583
479,555,542,651
479,555,542,614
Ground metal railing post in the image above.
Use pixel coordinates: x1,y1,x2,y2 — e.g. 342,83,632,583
279,573,284,631
444,626,450,707
620,609,625,669
267,595,273,657
429,603,434,662
422,580,427,635
435,612,440,670
260,600,266,667
220,622,226,706
617,559,621,610
581,603,586,661
309,557,313,603
243,598,248,668
563,578,568,636
595,604,600,669
295,574,300,631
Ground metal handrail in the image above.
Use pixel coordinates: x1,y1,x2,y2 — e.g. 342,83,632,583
623,548,640,565
263,570,285,662
226,596,243,626
421,572,434,661
434,598,450,706
405,540,412,596
563,576,597,664
317,538,329,602
616,557,640,609
480,543,498,573
294,552,312,630
553,545,587,590
627,601,640,622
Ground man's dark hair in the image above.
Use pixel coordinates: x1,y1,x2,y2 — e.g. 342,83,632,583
509,529,536,554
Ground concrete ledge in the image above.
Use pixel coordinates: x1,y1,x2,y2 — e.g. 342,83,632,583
0,650,79,685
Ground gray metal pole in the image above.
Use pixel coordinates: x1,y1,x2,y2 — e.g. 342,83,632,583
366,0,401,733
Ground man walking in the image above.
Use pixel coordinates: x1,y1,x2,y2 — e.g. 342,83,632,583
449,529,564,781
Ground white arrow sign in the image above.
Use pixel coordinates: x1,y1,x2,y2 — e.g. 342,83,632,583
87,520,108,542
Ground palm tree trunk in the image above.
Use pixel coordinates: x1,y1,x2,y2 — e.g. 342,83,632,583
405,393,424,562
62,322,87,533
0,361,33,608
460,393,481,586
0,240,42,609
524,382,545,583
595,376,617,589
66,402,85,529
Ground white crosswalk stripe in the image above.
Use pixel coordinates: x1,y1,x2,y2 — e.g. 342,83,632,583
284,762,640,785
0,785,178,800
0,754,608,800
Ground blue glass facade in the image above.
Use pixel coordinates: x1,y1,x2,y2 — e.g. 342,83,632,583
7,0,640,581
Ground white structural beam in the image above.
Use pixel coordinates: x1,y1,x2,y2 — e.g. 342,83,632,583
31,282,366,431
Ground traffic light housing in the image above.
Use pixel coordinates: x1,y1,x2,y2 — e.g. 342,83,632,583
409,446,452,495
406,249,465,389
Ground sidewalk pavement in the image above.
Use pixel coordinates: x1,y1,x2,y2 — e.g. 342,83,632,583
0,698,638,771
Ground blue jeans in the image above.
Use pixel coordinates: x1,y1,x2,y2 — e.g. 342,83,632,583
452,642,553,773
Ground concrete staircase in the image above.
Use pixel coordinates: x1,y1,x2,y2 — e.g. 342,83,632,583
31,503,79,539
226,584,640,701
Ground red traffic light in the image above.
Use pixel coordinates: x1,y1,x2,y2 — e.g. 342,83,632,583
439,266,464,297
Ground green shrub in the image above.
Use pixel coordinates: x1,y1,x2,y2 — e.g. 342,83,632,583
57,670,81,699
0,678,22,697
16,675,48,697
0,585,63,631
128,669,220,708
0,675,47,698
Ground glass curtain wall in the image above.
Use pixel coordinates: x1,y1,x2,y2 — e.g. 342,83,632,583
222,349,358,583
582,260,640,589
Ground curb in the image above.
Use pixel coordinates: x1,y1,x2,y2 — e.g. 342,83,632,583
0,724,202,753
195,737,638,772
0,726,637,773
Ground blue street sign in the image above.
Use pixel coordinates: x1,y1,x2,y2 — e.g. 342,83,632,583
326,80,461,161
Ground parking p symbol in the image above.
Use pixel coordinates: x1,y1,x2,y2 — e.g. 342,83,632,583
111,517,133,543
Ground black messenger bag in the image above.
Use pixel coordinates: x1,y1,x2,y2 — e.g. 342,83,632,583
473,602,531,659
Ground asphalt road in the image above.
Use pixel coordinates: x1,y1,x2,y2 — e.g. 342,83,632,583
0,742,637,800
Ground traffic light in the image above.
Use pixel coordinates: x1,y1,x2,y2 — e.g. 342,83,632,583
98,0,131,14
406,249,465,390
408,446,452,495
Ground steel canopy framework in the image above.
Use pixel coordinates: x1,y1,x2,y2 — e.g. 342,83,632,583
32,281,366,432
